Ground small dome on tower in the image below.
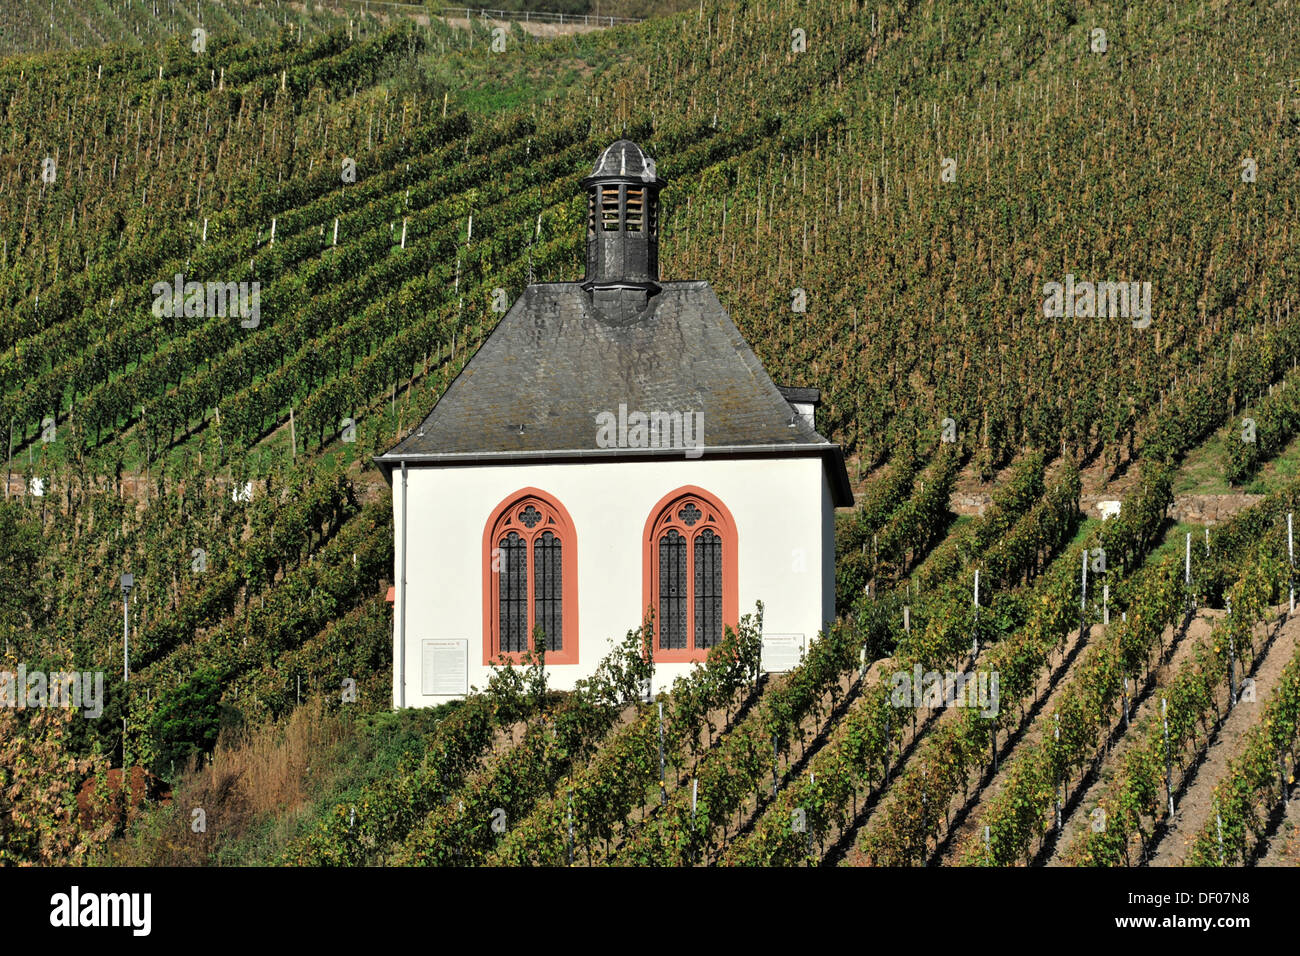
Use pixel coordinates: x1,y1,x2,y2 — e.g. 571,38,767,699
582,140,662,184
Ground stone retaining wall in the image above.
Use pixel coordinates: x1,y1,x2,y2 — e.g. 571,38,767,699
950,490,1266,524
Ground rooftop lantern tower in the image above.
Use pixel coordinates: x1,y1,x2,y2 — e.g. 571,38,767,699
580,140,665,323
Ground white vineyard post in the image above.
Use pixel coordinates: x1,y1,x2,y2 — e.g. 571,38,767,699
121,573,132,768
1226,593,1237,707
1288,513,1294,615
1080,548,1088,640
883,710,891,779
566,794,574,865
657,702,666,805
5,417,12,502
808,773,817,861
920,775,928,865
1228,631,1237,708
1054,714,1062,831
1162,698,1174,816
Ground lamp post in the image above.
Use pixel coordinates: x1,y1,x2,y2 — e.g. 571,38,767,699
121,573,132,767
121,573,133,682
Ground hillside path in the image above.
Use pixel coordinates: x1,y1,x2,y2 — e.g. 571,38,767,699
1147,610,1298,866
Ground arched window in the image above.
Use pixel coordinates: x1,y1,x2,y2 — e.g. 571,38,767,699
483,489,578,665
642,487,738,662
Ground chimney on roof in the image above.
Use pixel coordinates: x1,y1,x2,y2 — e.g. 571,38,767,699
580,140,665,323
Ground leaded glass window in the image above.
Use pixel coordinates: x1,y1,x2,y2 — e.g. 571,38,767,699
649,492,733,657
487,493,574,662
694,529,723,649
533,531,562,651
659,529,687,650
498,531,528,653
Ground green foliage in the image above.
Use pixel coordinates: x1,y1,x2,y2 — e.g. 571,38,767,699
0,502,42,644
964,480,1298,866
146,669,224,777
1186,625,1300,866
491,607,763,865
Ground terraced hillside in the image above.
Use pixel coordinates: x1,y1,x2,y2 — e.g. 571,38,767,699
0,0,370,54
0,0,679,56
2,0,1299,865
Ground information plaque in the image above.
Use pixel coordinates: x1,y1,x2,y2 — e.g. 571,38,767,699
761,633,806,673
422,638,469,696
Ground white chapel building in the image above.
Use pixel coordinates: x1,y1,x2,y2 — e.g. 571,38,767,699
375,141,853,705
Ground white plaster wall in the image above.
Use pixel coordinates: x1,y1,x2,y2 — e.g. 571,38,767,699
390,456,840,706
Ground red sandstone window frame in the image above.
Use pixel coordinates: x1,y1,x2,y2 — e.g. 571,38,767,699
642,486,738,663
483,488,578,665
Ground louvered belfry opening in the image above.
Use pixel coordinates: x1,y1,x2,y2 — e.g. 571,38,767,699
624,185,644,231
581,140,665,324
601,185,621,231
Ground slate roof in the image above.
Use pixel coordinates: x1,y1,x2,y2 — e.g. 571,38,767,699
375,280,853,506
